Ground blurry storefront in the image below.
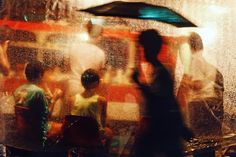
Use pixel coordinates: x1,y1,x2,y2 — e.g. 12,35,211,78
0,0,236,157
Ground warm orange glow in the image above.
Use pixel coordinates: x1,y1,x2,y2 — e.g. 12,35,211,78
0,19,81,33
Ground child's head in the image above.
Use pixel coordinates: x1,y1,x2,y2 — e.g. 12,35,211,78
81,69,100,90
25,61,45,83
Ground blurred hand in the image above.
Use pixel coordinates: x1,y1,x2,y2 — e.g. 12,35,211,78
45,92,53,103
43,84,53,101
53,88,63,101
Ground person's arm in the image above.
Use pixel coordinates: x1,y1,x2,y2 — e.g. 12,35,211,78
48,88,63,114
42,83,63,116
179,43,192,74
0,40,10,76
132,68,150,94
67,95,76,114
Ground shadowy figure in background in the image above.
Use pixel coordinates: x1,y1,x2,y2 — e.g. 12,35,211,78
46,0,73,21
0,26,11,77
0,26,12,157
177,32,224,138
64,21,105,106
131,29,192,157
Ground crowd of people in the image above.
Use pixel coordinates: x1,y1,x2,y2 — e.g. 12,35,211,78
12,61,111,157
0,26,224,157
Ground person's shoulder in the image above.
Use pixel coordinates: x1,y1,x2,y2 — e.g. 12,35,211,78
22,84,46,98
74,93,83,99
30,84,44,93
97,95,107,103
14,84,46,101
14,84,26,92
14,84,41,94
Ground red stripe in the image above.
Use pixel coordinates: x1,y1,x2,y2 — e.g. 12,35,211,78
0,19,80,33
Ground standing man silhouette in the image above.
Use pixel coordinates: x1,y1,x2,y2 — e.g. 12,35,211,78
131,29,192,157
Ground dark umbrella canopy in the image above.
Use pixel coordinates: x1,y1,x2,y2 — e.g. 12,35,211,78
80,1,197,27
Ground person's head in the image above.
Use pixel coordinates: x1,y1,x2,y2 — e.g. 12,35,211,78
188,32,203,53
81,68,100,90
25,61,45,83
138,29,163,63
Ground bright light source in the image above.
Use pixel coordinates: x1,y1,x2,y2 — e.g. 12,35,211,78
198,24,217,45
75,0,114,9
208,5,227,14
77,32,90,41
91,18,105,26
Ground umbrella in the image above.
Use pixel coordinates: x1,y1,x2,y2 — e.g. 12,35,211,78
80,1,197,27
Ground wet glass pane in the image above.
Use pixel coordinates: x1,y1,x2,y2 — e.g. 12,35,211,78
10,30,36,42
0,1,235,157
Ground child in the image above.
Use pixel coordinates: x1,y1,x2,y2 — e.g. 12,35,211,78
13,61,63,148
69,68,112,151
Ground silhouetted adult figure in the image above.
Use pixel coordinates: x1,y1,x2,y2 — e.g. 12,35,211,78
131,29,192,157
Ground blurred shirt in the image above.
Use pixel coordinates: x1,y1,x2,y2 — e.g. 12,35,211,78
13,84,49,145
70,94,102,128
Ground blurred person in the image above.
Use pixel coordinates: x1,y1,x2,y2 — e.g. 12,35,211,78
13,61,63,148
59,0,73,19
64,21,105,102
68,69,112,153
0,26,11,156
131,29,192,157
0,26,10,76
177,32,224,138
46,0,76,21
